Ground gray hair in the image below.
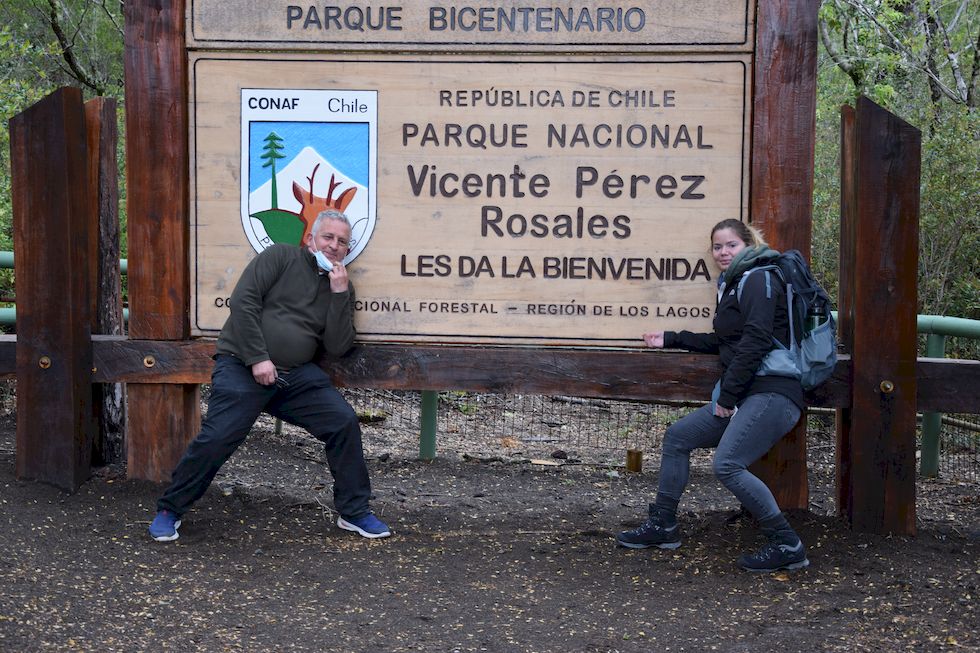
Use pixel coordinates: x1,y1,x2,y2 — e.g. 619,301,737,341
311,209,352,236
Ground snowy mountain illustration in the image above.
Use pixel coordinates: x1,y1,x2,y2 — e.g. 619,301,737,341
248,145,370,249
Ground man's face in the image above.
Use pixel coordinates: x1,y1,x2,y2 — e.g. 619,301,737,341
306,219,351,264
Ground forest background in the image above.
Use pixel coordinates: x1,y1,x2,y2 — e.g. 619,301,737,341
0,0,977,356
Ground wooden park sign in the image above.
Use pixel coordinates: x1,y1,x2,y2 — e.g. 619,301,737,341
188,1,754,345
121,0,821,494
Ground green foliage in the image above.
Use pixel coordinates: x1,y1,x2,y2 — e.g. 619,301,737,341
917,109,980,318
815,0,980,358
818,0,979,109
1,0,125,96
0,25,55,307
0,1,127,311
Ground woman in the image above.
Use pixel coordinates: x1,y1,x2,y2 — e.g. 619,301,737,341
617,218,808,572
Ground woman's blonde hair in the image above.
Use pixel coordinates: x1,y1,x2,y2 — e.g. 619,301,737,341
710,218,767,248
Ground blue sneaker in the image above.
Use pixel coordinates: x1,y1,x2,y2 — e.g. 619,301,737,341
337,513,391,539
149,509,182,542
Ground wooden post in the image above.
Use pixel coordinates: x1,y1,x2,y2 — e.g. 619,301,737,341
10,88,95,491
836,105,857,519
85,97,126,465
748,0,820,510
839,96,920,534
419,390,438,460
124,0,200,481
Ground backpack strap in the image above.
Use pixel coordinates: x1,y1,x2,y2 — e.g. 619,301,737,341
735,264,794,351
735,264,782,303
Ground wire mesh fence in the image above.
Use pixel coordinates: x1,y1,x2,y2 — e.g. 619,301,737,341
342,388,979,485
939,414,980,484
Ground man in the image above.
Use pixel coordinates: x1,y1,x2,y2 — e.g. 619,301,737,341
148,209,390,541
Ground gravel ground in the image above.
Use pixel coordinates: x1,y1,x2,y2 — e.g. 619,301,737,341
0,402,977,652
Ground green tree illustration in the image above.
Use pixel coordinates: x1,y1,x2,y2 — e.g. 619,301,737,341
260,132,286,208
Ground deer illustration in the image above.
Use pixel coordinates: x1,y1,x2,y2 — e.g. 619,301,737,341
292,164,357,245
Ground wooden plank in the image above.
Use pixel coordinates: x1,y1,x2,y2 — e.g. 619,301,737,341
92,336,217,383
1,335,974,412
747,0,820,511
88,342,977,413
750,0,819,255
0,335,14,379
83,336,845,405
837,105,857,353
836,104,857,519
847,96,921,535
124,0,200,481
915,358,980,413
124,0,190,341
126,384,199,483
10,88,95,491
187,0,756,53
85,97,126,466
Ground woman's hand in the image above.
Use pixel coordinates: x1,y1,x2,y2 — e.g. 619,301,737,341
714,404,736,418
642,331,665,348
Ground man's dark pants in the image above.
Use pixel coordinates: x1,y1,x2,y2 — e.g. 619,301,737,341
157,355,371,519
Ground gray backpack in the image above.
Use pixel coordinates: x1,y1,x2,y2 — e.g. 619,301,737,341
736,251,838,391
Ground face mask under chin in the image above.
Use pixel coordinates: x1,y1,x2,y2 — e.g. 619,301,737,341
313,250,333,272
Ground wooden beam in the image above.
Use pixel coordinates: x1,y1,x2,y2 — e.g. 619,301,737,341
915,358,980,413
1,336,974,412
836,104,857,520
10,88,95,491
89,338,852,407
751,0,820,253
749,0,820,511
844,97,921,535
90,343,968,413
124,0,200,482
0,336,14,379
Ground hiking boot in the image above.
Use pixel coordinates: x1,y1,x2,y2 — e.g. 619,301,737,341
148,509,182,542
338,513,391,539
738,538,809,572
616,506,681,550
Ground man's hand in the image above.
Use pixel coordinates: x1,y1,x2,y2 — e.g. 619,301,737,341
251,360,277,386
642,331,666,348
328,260,349,293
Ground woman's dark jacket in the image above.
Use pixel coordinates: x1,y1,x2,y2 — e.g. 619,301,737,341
664,248,804,411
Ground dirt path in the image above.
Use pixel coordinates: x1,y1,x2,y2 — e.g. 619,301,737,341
0,417,977,652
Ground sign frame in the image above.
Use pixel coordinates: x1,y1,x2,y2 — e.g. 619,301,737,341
189,52,753,344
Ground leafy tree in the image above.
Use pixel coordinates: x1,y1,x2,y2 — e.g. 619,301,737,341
0,25,58,310
0,0,125,97
0,1,127,319
815,0,979,355
818,0,979,114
